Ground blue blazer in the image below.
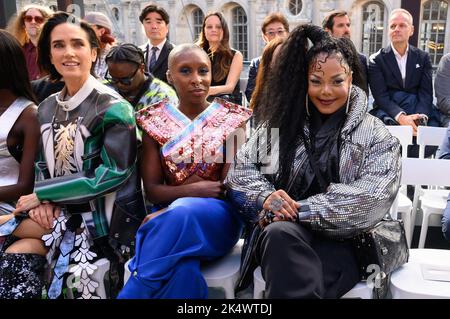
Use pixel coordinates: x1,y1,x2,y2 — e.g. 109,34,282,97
368,45,435,121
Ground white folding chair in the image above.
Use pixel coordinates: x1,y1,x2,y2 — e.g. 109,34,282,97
123,239,244,299
200,238,244,299
386,125,414,245
405,156,450,248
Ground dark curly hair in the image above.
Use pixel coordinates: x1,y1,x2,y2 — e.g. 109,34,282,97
255,24,365,188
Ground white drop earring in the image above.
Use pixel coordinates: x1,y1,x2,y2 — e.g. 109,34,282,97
306,95,310,117
346,85,352,114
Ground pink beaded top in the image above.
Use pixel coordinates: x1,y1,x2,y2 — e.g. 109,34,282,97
136,98,252,185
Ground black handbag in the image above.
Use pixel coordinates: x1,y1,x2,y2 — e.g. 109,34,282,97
352,217,409,281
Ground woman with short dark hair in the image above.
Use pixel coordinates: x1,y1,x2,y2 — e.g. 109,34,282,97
118,44,251,299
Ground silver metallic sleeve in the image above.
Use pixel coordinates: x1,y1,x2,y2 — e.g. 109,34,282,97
225,126,276,223
307,118,401,239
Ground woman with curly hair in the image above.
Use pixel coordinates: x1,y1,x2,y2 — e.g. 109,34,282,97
226,24,401,298
196,12,243,105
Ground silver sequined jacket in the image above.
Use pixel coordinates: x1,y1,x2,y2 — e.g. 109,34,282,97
225,86,401,239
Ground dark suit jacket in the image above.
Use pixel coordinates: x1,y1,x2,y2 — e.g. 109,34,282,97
245,56,260,103
368,44,434,120
140,40,174,84
358,53,369,94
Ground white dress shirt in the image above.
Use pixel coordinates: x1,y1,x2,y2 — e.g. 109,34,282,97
391,44,409,121
147,38,167,63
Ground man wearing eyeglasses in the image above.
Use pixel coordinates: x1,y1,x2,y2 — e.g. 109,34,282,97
245,13,289,103
8,5,51,80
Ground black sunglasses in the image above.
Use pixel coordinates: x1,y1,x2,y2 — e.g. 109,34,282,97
105,67,140,86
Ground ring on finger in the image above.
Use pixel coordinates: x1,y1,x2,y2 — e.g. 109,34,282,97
269,198,285,211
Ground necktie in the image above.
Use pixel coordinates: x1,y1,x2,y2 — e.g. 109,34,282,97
149,46,158,72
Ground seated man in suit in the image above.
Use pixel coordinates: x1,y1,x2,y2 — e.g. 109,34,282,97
368,8,441,131
139,4,174,84
322,10,368,95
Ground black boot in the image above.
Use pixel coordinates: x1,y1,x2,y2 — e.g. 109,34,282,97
0,253,46,299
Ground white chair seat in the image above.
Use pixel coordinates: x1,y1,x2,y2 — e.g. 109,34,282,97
391,249,450,298
341,282,372,299
422,192,448,211
201,238,244,299
123,239,244,299
397,193,412,209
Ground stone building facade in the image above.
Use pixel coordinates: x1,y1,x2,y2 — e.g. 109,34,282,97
14,0,450,69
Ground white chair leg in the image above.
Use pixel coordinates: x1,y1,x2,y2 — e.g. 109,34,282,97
390,194,399,220
253,283,265,299
123,259,131,285
418,208,431,248
91,258,110,299
221,280,235,299
402,207,412,248
411,187,422,236
65,258,110,299
253,267,265,299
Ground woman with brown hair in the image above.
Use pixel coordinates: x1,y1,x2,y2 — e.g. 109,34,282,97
196,12,243,105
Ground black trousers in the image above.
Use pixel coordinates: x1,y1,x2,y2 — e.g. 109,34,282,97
256,222,360,299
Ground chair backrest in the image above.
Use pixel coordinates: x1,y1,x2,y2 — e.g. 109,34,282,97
386,125,413,158
239,77,249,108
416,126,447,158
401,158,450,186
239,77,248,93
